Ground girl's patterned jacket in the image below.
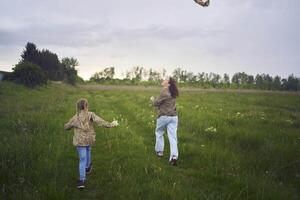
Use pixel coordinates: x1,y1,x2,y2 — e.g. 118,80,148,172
64,111,114,146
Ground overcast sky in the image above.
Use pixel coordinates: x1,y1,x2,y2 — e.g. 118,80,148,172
0,0,299,80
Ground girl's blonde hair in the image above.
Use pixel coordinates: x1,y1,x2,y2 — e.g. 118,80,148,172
76,98,88,116
76,98,90,130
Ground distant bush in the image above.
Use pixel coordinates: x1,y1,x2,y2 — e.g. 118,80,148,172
76,75,85,84
63,66,77,85
11,61,47,88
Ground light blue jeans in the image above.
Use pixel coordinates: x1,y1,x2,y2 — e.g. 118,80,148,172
155,116,179,161
76,146,91,181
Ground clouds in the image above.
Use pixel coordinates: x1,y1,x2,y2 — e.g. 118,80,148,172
0,0,299,79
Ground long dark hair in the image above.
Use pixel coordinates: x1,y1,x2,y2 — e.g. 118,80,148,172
168,77,179,98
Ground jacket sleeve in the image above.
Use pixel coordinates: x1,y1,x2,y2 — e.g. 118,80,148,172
91,112,114,128
153,90,169,107
64,115,77,130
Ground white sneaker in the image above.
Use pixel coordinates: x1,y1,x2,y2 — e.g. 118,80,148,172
156,151,164,157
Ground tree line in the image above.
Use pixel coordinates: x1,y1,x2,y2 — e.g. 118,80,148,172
4,42,299,91
90,67,300,91
5,42,82,87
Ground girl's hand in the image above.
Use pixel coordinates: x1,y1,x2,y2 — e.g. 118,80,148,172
111,120,119,127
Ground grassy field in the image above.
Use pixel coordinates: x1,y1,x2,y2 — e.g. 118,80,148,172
0,81,300,200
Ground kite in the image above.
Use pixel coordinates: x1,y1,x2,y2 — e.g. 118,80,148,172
194,0,210,7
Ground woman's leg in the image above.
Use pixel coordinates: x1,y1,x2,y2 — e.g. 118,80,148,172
155,116,167,153
167,116,179,161
77,146,87,181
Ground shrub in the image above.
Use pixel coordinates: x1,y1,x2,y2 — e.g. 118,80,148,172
11,61,47,88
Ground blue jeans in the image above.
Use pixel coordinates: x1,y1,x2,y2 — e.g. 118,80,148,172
155,116,179,161
76,146,91,181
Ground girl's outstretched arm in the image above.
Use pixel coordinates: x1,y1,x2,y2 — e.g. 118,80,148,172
64,115,77,130
91,112,118,128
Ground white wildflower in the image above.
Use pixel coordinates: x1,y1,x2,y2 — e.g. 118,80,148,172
205,126,217,133
236,112,241,117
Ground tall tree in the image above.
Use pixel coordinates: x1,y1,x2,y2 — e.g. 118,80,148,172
38,49,63,81
262,74,273,90
286,74,299,91
231,72,254,88
172,68,182,82
180,70,188,83
273,76,282,90
255,74,264,89
21,42,39,64
210,73,221,87
197,72,205,85
90,67,115,82
148,68,161,82
247,75,254,85
222,73,230,86
61,57,79,85
61,57,79,69
132,66,143,81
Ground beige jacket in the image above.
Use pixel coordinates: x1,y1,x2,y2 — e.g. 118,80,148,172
64,111,114,146
153,88,177,118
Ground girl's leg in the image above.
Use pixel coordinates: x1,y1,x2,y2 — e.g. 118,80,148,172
167,116,179,161
86,146,91,168
155,116,167,153
77,146,87,181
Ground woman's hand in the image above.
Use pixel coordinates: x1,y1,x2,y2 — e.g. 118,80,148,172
150,96,155,103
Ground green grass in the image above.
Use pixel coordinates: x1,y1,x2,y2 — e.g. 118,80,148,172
0,81,300,199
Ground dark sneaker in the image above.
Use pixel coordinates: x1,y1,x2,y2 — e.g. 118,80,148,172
86,163,93,174
77,180,85,189
169,157,177,166
156,151,164,157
